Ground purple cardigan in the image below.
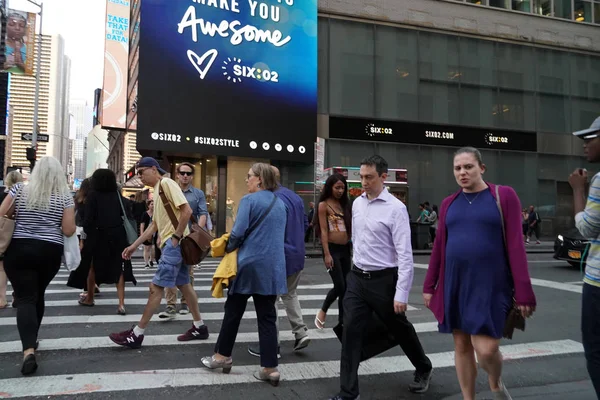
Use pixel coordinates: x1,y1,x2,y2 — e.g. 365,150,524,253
423,183,537,324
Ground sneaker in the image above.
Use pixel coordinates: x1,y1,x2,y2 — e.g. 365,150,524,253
293,336,311,352
179,304,189,315
247,344,281,359
536,240,541,244
408,368,433,393
109,327,144,349
144,264,150,269
149,261,154,267
177,324,209,341
158,306,177,320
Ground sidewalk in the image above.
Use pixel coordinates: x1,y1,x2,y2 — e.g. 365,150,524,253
304,240,556,258
442,379,595,399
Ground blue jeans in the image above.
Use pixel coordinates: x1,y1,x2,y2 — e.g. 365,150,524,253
582,283,600,397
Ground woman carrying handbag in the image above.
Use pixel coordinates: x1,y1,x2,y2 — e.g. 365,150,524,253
423,147,536,400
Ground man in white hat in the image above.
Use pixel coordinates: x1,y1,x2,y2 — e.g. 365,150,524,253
569,115,600,398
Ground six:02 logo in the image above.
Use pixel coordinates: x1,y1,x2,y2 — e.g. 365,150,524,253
222,57,279,84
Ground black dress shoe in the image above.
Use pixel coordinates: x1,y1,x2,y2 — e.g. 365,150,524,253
21,354,37,375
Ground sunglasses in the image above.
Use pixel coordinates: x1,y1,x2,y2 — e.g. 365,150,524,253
179,171,193,176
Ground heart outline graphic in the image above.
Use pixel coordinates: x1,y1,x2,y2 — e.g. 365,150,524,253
187,49,218,80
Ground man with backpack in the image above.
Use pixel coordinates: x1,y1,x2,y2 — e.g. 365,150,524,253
526,205,542,245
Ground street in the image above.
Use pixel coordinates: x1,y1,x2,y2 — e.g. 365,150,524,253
0,251,595,399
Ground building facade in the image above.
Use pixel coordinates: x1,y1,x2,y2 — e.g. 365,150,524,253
130,0,600,237
69,99,93,180
7,34,71,172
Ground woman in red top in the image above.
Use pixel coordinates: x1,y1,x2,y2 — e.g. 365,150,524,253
423,147,536,400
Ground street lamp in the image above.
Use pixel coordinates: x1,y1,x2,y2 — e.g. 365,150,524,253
24,0,42,170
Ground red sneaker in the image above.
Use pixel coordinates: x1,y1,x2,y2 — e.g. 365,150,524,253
109,327,144,349
177,324,209,341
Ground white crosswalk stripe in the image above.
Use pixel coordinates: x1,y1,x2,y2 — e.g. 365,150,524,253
0,258,585,398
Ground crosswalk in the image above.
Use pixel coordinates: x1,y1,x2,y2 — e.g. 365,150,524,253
0,258,586,398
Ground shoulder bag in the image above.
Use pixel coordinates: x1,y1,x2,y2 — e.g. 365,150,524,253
495,185,526,339
159,182,214,265
117,193,139,245
0,185,23,255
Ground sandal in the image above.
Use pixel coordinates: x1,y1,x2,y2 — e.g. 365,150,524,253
314,311,326,330
117,306,126,315
78,299,94,307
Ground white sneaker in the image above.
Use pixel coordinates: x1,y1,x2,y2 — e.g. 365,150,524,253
158,306,177,320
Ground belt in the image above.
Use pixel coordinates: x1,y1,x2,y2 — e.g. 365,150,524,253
351,265,397,280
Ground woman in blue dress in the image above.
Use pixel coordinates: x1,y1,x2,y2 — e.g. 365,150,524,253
202,163,287,386
423,147,537,400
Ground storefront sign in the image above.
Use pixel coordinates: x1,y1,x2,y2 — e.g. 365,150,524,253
137,0,318,162
330,116,537,152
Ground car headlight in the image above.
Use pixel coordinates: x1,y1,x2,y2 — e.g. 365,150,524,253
557,235,564,242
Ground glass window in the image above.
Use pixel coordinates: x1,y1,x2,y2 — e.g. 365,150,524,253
467,0,486,3
226,157,269,232
489,0,510,9
460,86,496,127
495,43,535,91
458,37,496,87
595,1,600,23
572,98,599,133
329,20,374,117
418,32,460,83
536,49,570,95
554,0,572,19
496,90,536,131
570,54,591,98
374,26,419,120
575,1,593,21
591,56,600,99
497,152,538,207
417,146,458,218
326,140,376,167
539,94,570,133
419,82,460,125
513,0,532,11
317,18,329,114
533,0,552,15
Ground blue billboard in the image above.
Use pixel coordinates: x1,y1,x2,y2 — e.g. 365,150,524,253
138,0,318,162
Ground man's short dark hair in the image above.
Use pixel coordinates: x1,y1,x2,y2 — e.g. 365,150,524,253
360,155,388,176
178,162,195,175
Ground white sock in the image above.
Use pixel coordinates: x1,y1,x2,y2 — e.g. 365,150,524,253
193,320,204,328
133,325,145,337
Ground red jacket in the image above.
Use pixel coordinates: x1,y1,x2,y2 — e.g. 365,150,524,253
423,183,537,324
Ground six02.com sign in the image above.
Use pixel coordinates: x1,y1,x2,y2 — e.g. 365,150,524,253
138,0,318,162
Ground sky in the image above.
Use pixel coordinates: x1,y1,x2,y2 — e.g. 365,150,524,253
8,0,106,106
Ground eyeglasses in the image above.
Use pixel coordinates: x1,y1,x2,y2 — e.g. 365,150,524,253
178,171,193,176
137,168,147,176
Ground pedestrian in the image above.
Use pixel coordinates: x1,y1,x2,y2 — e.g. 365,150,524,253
247,166,310,358
159,161,209,318
0,156,76,375
329,155,433,400
426,204,438,245
140,199,156,269
0,170,23,309
202,163,286,385
525,205,542,245
305,201,315,242
423,146,536,400
68,169,137,315
416,203,429,223
109,157,208,348
73,178,100,300
314,173,352,330
569,115,600,397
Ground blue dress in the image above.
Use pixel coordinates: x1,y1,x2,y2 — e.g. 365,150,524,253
440,189,513,339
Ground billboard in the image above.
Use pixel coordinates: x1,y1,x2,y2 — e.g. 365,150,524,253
3,9,36,75
101,0,130,130
138,0,318,163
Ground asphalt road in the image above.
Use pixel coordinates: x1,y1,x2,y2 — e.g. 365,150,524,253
0,253,596,399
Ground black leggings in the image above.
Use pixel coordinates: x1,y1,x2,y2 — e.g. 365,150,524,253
321,242,352,324
4,238,62,351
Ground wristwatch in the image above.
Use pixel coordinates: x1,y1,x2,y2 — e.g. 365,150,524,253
172,234,181,241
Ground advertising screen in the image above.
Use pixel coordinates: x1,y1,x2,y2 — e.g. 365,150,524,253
329,116,538,153
3,9,36,75
101,0,130,130
138,0,318,162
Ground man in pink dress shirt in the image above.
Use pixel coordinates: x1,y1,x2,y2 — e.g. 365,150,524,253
329,155,432,400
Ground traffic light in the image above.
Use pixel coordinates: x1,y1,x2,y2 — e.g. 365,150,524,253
26,146,36,170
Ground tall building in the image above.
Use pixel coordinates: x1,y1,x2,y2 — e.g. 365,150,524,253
69,99,93,180
7,34,71,171
85,124,109,177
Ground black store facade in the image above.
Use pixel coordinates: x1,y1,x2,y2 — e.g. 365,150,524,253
131,2,600,237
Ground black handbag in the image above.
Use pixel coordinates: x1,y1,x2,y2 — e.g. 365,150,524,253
333,312,400,361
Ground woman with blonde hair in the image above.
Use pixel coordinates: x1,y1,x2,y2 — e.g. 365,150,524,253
0,170,23,309
0,157,76,375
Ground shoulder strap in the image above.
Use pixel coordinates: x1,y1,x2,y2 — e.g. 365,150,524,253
116,192,128,218
495,185,506,246
244,194,278,238
158,181,180,230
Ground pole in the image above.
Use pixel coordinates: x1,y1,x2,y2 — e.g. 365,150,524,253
30,2,42,166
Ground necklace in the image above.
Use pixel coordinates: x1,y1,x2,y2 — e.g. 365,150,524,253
462,191,482,205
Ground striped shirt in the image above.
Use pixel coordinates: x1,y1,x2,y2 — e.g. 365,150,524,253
10,184,75,246
575,172,600,287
